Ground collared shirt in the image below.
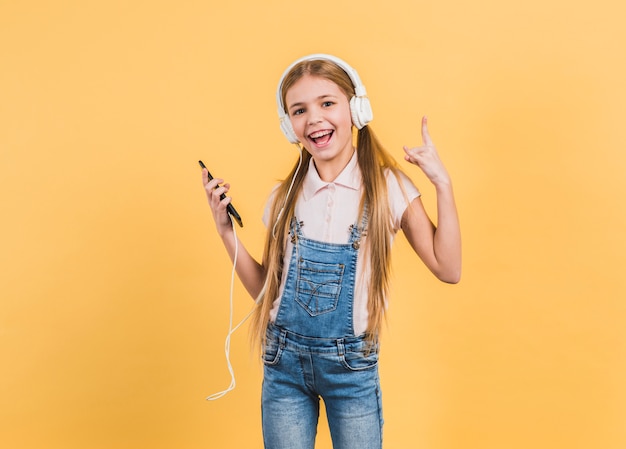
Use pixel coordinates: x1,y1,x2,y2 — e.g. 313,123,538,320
264,151,421,335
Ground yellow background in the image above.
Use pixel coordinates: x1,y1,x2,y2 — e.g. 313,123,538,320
1,0,625,448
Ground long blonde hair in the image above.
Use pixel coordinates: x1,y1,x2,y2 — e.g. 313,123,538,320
251,58,406,350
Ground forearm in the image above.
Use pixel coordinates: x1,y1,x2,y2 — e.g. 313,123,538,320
432,181,462,283
219,229,267,299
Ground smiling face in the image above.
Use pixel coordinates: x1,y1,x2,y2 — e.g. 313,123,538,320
284,74,355,181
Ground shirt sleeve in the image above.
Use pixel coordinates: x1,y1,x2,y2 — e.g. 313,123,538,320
386,169,421,232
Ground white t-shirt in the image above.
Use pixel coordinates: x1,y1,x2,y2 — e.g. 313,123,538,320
263,151,421,335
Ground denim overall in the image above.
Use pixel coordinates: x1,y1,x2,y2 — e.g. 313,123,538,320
262,216,383,449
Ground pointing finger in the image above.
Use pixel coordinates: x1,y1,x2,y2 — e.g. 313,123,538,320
421,116,433,146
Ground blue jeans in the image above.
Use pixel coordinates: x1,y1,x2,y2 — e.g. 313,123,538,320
261,324,383,449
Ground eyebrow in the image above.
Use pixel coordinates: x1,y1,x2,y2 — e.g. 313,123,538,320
287,94,338,110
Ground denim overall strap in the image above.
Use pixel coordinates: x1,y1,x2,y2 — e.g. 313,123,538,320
348,203,368,250
274,214,367,339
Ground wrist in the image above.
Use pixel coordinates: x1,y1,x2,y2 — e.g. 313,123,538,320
432,176,452,191
216,221,235,239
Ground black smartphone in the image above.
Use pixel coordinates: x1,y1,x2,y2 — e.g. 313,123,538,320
199,160,243,227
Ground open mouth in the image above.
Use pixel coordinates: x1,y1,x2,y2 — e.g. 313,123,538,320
308,130,334,146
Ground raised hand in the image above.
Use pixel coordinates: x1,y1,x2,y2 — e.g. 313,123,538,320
403,116,451,186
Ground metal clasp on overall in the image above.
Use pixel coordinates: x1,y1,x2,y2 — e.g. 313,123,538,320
349,224,367,250
290,219,304,244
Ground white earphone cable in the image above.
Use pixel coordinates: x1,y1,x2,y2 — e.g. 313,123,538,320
207,143,301,400
206,215,257,401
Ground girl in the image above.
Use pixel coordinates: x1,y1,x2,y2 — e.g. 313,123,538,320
202,54,461,449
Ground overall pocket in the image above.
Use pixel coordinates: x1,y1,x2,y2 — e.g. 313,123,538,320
340,345,379,371
295,258,345,316
262,332,284,366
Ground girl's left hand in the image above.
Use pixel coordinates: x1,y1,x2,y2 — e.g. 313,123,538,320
403,116,451,186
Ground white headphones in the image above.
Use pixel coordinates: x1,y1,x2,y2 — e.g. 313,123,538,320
276,54,374,144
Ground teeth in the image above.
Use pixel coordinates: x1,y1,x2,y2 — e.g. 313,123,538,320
310,130,332,139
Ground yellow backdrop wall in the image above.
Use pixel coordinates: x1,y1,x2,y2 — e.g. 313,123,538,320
1,1,625,448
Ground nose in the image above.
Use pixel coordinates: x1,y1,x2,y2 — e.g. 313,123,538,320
307,106,323,125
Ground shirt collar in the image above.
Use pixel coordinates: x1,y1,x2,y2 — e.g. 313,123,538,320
302,151,362,201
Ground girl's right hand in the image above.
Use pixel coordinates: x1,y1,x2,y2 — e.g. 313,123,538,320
201,168,234,236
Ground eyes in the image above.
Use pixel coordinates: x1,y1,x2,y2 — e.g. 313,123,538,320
290,101,335,116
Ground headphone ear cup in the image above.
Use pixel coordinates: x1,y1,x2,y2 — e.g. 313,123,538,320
350,96,373,129
280,114,299,144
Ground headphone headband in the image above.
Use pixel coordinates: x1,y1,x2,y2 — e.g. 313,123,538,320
276,54,373,143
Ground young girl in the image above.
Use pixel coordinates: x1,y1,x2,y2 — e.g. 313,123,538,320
202,54,461,449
